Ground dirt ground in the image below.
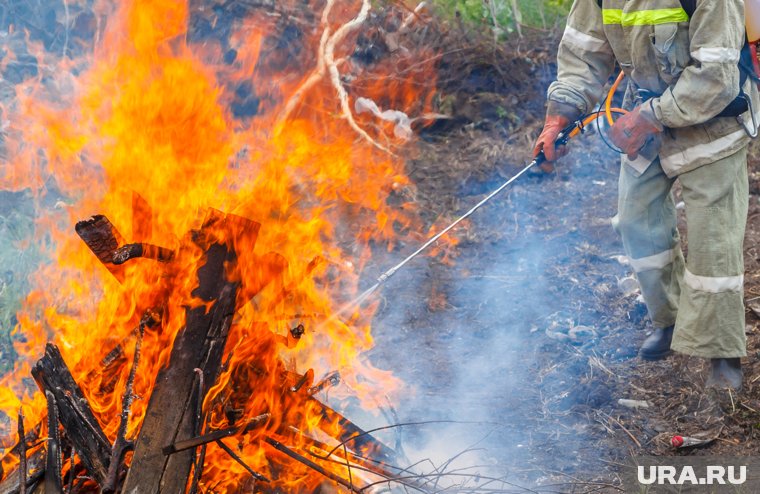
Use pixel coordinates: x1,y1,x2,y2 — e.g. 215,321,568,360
364,29,760,492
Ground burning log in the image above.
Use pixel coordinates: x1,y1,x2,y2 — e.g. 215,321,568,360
121,211,254,493
32,344,112,485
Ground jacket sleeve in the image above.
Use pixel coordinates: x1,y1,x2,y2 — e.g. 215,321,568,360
651,0,745,128
547,0,616,119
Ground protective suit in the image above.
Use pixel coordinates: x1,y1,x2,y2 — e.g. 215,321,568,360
544,0,756,368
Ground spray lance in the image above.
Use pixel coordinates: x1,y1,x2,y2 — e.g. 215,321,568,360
328,77,629,322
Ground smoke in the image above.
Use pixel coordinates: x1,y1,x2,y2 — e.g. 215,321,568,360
354,140,634,490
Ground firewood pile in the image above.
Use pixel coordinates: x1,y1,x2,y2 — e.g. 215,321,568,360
0,208,410,494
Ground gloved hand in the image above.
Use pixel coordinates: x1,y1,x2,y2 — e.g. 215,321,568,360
609,102,664,160
532,114,571,173
533,101,580,173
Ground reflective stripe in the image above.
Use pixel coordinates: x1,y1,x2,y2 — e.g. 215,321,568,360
629,247,679,273
691,47,741,64
602,8,689,26
661,127,747,169
562,26,610,52
683,269,743,293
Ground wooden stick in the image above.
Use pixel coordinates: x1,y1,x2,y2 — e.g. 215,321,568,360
102,314,147,494
215,439,269,482
17,409,26,494
44,391,63,493
163,414,271,455
264,437,361,493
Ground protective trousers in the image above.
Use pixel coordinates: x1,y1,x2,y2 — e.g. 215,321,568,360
616,147,749,358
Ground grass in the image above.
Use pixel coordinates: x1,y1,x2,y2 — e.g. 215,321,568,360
429,0,569,36
0,191,42,374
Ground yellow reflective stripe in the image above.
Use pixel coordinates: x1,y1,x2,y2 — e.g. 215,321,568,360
602,8,689,26
602,9,622,24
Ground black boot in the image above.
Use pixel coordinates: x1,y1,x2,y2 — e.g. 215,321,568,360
639,326,674,361
706,358,742,391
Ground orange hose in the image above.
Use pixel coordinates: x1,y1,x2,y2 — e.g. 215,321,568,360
568,108,626,138
605,71,626,126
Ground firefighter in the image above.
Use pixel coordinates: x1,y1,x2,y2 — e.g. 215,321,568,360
534,0,757,390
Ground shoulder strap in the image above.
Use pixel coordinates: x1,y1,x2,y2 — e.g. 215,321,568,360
596,0,695,17
679,0,696,18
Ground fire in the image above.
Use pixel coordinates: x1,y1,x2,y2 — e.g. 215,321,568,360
0,0,438,491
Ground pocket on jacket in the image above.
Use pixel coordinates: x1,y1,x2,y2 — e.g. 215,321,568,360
650,23,690,84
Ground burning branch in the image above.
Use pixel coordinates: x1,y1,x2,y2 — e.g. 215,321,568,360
44,391,63,493
18,409,27,494
163,413,271,454
111,243,175,265
264,437,361,493
215,439,269,483
101,311,150,493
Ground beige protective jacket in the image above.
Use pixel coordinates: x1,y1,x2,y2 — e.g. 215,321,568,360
548,0,758,177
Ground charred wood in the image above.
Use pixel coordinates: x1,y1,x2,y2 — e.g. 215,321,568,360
311,399,398,464
74,215,126,283
18,410,26,494
111,243,175,265
264,437,360,493
187,370,206,494
163,413,271,455
122,211,255,493
101,313,149,494
31,344,111,486
307,371,340,396
0,426,44,494
44,391,63,494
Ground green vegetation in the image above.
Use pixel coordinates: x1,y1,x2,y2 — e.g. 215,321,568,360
0,192,42,374
430,0,570,37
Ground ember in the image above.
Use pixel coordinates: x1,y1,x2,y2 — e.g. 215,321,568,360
0,0,440,491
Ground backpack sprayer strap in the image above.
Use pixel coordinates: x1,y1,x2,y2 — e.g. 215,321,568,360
634,79,758,138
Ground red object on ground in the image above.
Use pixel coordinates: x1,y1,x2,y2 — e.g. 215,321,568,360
671,435,711,448
671,436,685,448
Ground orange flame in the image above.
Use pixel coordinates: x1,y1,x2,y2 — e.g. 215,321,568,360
0,0,438,490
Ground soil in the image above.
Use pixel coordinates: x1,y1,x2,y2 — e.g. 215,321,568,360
365,27,760,493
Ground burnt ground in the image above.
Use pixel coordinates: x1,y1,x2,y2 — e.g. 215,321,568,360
364,31,760,493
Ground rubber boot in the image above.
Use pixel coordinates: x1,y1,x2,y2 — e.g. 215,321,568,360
706,358,742,391
639,326,674,361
